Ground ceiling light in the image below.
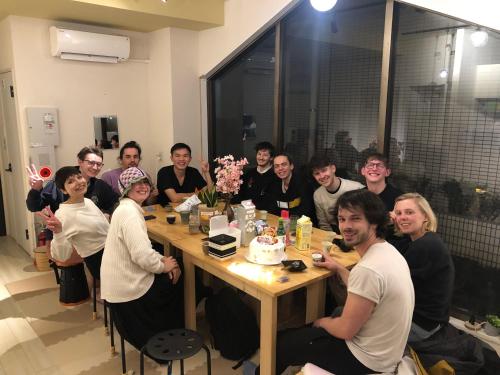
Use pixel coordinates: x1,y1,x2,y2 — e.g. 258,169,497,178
439,69,448,79
470,29,488,47
160,0,167,3
310,0,338,12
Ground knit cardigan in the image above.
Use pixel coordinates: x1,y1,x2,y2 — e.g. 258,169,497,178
100,198,164,303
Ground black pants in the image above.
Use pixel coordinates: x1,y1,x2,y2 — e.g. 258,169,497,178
256,326,377,375
83,249,103,280
109,273,184,350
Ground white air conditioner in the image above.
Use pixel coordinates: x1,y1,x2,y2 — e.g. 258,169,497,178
49,26,130,63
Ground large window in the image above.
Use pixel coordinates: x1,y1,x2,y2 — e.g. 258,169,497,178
210,29,276,164
390,4,500,317
281,0,385,176
208,0,500,318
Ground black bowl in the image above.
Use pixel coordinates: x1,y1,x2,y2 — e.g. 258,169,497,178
166,215,176,224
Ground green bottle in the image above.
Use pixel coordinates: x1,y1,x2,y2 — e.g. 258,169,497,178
277,218,286,247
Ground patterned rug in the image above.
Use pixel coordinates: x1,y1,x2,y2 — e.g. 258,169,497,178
5,273,242,374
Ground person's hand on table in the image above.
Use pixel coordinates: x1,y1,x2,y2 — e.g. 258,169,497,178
314,250,342,273
26,164,44,191
36,206,62,234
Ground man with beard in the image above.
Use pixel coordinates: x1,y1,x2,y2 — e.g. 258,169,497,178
236,141,278,209
252,190,414,375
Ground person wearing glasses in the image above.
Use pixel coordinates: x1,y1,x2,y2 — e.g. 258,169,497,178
27,146,118,216
26,146,119,263
360,152,403,212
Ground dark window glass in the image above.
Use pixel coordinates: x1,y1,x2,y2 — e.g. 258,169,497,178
210,29,276,163
390,4,500,317
280,0,385,178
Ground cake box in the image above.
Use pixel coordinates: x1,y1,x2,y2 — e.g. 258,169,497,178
208,234,237,261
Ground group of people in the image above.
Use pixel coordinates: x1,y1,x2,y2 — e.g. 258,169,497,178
25,139,455,374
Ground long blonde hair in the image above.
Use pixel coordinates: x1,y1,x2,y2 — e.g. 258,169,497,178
395,193,438,232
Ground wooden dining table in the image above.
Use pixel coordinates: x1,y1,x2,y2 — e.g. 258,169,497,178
145,204,359,375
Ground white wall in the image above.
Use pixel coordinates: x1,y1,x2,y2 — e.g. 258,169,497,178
198,0,297,75
170,28,202,164
0,18,13,72
9,16,155,174
400,0,500,32
148,27,174,176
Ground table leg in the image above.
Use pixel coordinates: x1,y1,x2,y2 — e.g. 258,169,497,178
260,294,277,375
183,252,197,330
305,279,326,323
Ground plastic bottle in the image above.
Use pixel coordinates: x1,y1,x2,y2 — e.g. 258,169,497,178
189,204,200,234
280,210,291,245
277,218,286,248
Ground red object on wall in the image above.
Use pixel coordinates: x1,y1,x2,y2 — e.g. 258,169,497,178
39,166,52,179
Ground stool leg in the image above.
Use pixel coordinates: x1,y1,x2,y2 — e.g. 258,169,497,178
109,307,116,356
180,359,184,375
92,277,97,320
139,347,145,375
167,361,173,375
203,345,211,375
120,334,127,374
103,300,109,335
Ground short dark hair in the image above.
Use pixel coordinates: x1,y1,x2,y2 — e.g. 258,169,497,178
77,146,103,161
119,141,142,159
309,154,335,172
273,152,293,165
333,189,388,238
363,152,389,168
170,143,192,156
111,134,119,142
254,141,275,157
55,166,81,190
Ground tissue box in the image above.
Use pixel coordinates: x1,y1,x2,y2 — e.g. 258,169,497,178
208,234,237,261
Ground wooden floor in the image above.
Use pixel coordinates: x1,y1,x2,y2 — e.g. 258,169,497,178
0,236,250,375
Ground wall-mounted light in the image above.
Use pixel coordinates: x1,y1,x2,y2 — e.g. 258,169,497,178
439,69,448,79
310,0,338,12
160,0,167,3
470,29,488,47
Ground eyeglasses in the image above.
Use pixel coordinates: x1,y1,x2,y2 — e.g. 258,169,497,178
364,162,386,170
84,160,104,168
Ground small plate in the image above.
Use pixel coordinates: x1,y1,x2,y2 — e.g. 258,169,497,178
244,252,287,265
282,260,307,272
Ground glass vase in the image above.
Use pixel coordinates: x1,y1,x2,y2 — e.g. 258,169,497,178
223,194,235,222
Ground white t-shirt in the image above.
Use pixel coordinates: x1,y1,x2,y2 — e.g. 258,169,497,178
346,242,415,373
51,198,109,261
313,178,364,230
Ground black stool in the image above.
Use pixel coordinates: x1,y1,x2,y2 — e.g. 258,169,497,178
140,329,211,375
58,263,90,306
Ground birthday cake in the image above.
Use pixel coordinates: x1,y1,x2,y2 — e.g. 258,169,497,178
246,230,286,265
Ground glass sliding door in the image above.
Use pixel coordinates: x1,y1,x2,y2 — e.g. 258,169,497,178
210,29,276,164
390,3,500,317
280,0,385,177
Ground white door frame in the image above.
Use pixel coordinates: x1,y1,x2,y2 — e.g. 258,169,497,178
0,71,30,253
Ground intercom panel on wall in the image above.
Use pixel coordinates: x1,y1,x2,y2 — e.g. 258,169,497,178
26,107,60,146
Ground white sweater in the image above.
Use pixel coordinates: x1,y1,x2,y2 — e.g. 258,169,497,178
313,178,364,230
100,198,165,303
51,198,109,261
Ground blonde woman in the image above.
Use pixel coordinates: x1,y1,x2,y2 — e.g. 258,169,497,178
393,193,455,343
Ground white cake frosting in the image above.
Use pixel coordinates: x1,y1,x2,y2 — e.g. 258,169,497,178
247,235,285,265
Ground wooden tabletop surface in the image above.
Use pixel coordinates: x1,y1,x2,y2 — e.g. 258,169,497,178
145,204,360,298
